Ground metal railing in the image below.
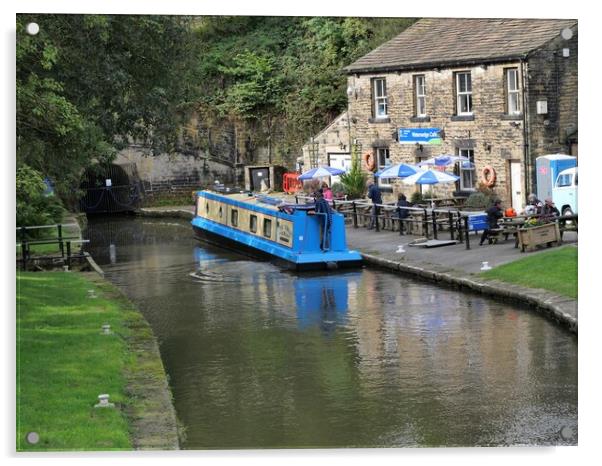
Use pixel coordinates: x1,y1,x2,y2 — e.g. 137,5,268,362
16,223,89,270
292,195,576,250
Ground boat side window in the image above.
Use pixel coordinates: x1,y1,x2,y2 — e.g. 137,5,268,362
250,215,257,233
218,206,223,218
231,209,238,227
575,173,578,186
205,202,209,214
263,218,272,238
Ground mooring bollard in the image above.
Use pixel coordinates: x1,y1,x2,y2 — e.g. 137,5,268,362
94,394,115,408
480,261,492,271
101,324,111,335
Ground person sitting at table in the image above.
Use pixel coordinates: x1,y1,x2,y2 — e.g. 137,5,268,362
523,193,543,215
480,199,504,246
541,198,560,222
394,193,411,235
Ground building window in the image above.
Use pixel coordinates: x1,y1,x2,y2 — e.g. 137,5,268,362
455,72,473,115
263,218,272,238
372,78,388,118
231,209,238,227
505,68,521,115
414,75,426,117
250,215,257,233
376,148,391,187
458,148,476,191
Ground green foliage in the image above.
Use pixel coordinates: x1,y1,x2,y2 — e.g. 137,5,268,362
465,192,494,210
16,14,196,204
339,151,366,199
16,165,64,228
331,182,345,197
410,192,424,205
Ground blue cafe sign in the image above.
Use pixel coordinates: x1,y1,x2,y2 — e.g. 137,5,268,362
398,127,443,145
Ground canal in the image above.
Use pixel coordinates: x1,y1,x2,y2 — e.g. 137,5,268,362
85,216,577,448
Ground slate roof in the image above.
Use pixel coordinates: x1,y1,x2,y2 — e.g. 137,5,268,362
345,18,577,73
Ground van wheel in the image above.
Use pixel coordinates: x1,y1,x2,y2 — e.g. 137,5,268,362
562,207,575,227
562,207,574,216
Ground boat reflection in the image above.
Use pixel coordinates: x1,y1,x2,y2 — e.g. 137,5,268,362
294,273,360,334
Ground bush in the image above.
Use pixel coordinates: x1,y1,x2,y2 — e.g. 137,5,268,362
331,182,345,197
16,165,64,229
410,192,424,205
465,183,498,209
339,154,366,199
465,192,492,209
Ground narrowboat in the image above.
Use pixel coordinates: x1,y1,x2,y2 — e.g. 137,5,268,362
191,190,363,271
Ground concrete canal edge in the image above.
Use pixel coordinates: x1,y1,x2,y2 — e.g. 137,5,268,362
134,207,577,334
362,254,578,334
84,268,182,449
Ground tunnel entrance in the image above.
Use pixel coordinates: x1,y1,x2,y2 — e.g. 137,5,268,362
79,163,142,214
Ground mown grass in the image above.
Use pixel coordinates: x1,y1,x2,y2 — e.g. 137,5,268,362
16,272,135,451
480,246,578,299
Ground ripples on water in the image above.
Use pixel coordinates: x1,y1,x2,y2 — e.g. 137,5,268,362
85,216,578,449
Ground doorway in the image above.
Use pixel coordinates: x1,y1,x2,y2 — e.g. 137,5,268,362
509,161,523,209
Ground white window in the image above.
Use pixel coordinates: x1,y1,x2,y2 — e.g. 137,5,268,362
373,78,388,118
506,68,521,115
415,75,426,117
376,148,391,187
458,149,476,191
455,72,473,115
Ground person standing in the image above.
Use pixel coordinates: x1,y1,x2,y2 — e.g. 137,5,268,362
313,189,333,250
480,199,503,246
395,193,411,235
367,179,382,230
322,182,333,201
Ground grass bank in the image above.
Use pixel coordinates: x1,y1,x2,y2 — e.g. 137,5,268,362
16,271,178,451
480,245,577,299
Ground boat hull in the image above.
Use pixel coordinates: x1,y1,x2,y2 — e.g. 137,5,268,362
192,224,363,272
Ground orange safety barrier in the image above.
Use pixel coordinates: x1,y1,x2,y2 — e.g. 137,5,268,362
283,172,303,194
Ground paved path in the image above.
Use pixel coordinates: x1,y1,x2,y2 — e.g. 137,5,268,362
346,225,578,275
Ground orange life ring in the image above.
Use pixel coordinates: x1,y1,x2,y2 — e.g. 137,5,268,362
363,152,376,172
481,165,496,187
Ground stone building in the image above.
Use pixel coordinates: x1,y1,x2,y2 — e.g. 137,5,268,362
339,17,577,207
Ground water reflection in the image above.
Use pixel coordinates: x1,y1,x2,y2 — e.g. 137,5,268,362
84,217,578,448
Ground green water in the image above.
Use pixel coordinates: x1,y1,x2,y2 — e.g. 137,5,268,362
85,216,577,448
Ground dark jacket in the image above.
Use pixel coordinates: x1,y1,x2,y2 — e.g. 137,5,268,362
486,204,503,229
396,199,411,219
367,184,382,204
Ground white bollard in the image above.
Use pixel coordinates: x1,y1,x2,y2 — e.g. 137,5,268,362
101,324,112,335
396,245,405,253
480,261,492,271
94,394,115,408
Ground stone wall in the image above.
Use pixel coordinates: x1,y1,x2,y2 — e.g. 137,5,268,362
347,63,527,206
114,146,237,195
525,26,578,190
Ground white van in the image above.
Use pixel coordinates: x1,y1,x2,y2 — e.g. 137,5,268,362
552,167,578,215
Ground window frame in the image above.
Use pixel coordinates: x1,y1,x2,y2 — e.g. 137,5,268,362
250,214,258,233
414,74,427,117
375,147,392,188
263,218,272,239
457,148,476,192
505,68,521,115
372,77,388,118
455,72,473,116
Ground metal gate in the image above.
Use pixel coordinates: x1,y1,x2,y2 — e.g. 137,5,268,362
79,163,142,214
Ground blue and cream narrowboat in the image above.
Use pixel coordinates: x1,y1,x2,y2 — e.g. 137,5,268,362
191,190,362,271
